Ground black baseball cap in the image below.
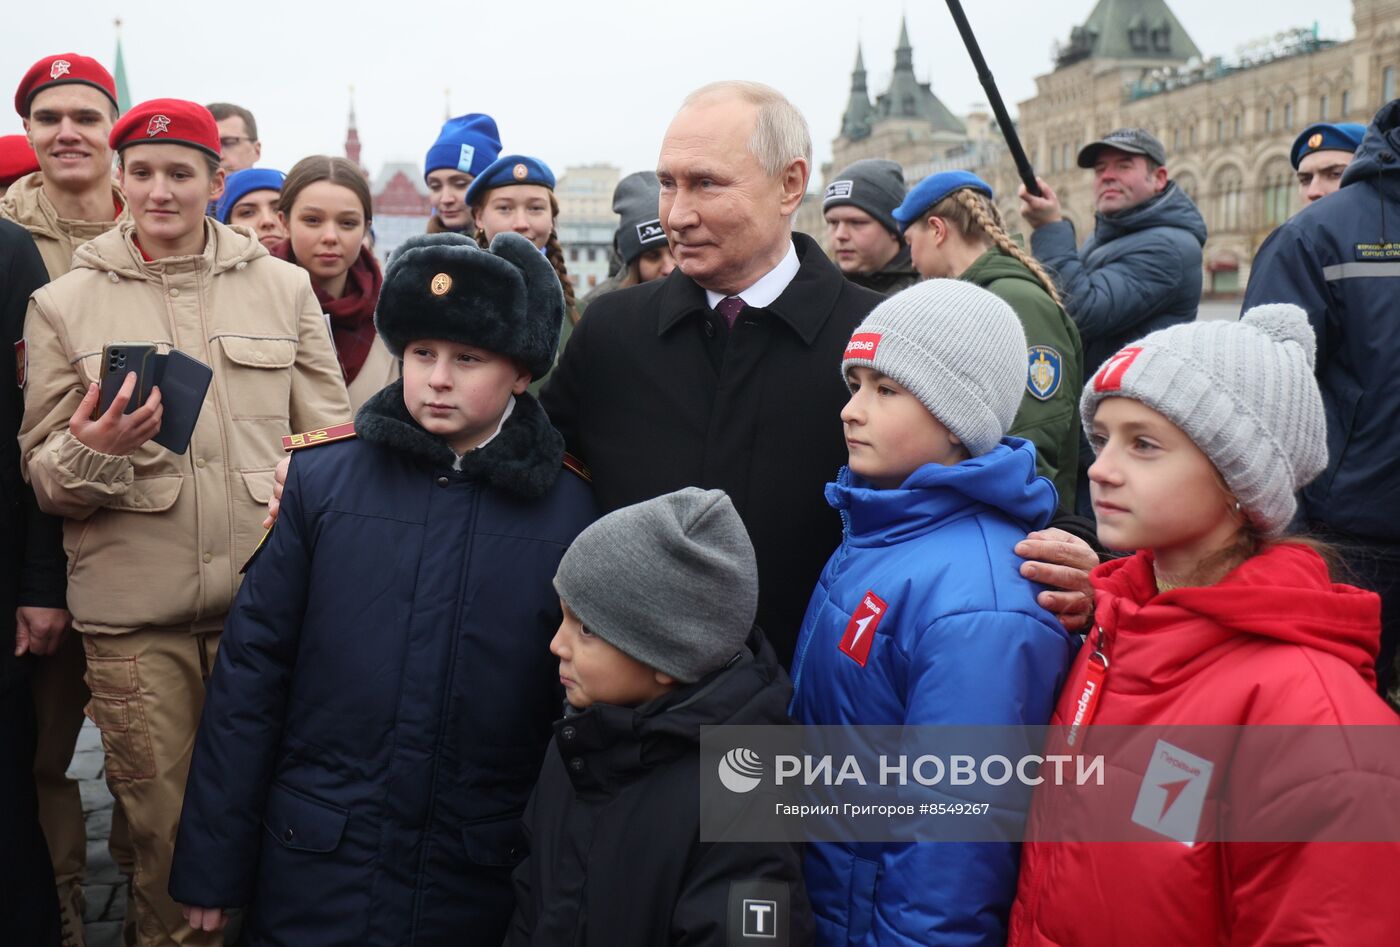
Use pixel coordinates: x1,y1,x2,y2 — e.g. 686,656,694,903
1078,128,1168,168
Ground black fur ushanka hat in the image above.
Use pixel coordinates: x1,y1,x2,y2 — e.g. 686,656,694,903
374,231,564,379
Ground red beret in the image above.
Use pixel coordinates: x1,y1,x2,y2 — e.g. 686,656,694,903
0,135,40,187
14,53,118,118
110,99,220,160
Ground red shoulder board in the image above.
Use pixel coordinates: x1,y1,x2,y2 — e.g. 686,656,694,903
562,452,592,482
282,421,357,452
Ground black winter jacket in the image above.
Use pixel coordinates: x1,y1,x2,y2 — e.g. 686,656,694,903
540,233,884,663
506,629,813,946
170,384,597,946
1,218,65,695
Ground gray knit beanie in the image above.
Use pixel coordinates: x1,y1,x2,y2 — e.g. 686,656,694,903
1079,303,1327,536
612,171,667,267
553,488,757,684
841,279,1027,457
823,159,907,236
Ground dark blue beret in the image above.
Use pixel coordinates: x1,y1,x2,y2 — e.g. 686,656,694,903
465,154,555,205
1290,123,1366,169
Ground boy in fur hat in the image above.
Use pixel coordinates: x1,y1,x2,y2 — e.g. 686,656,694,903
169,232,596,946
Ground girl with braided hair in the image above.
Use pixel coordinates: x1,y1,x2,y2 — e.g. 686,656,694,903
893,171,1084,506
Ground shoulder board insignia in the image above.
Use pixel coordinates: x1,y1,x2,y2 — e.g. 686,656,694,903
282,421,357,452
562,452,592,482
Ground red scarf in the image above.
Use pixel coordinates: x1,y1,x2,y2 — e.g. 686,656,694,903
272,241,383,383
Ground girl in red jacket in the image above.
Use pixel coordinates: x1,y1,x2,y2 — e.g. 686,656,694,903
1009,303,1400,947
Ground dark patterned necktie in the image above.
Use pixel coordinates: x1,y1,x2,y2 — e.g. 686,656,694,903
715,295,746,328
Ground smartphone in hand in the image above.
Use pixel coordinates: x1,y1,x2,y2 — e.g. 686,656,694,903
96,342,158,418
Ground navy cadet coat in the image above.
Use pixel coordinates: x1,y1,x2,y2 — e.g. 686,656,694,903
169,382,596,946
1243,99,1400,548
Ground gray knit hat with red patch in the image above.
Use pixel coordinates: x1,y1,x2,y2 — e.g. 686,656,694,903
1080,303,1327,536
840,278,1026,457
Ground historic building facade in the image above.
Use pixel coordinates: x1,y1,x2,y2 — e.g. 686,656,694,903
826,0,1400,293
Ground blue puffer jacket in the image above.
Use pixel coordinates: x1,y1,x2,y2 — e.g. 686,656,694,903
1032,182,1207,378
170,383,596,946
788,440,1076,947
1242,100,1400,545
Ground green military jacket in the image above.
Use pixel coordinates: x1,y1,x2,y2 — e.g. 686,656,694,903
961,248,1083,508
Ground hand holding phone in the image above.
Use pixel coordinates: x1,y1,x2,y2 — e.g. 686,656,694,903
69,371,164,456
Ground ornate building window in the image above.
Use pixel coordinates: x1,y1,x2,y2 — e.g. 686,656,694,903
1320,94,1330,120
1213,165,1244,231
1283,101,1294,129
1385,67,1396,104
1234,114,1242,138
1264,108,1273,132
1342,90,1352,115
1261,158,1295,227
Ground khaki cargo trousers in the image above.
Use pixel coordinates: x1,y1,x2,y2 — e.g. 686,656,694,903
83,628,224,947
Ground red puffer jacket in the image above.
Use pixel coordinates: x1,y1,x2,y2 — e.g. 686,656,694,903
1009,543,1400,947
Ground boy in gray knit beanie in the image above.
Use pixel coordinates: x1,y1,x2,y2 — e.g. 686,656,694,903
552,487,761,704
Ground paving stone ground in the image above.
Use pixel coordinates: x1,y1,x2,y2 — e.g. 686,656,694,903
72,718,125,947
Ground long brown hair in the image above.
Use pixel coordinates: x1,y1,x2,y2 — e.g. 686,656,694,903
278,155,373,224
926,188,1062,306
471,190,578,323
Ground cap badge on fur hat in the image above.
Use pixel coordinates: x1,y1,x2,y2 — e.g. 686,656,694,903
512,163,528,180
1092,347,1143,393
844,332,881,360
50,60,71,79
430,273,452,296
145,114,171,137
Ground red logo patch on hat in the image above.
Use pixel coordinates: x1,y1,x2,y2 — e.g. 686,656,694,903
839,591,887,667
1093,346,1143,392
146,114,171,137
844,332,881,360
49,60,71,80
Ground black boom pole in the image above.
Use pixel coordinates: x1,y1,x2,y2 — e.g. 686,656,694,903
943,0,1042,197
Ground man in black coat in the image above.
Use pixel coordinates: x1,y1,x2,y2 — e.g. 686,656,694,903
541,82,882,662
542,82,1095,663
1,216,63,945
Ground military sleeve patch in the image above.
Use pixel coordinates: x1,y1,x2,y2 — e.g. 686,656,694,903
1026,345,1063,401
728,880,790,945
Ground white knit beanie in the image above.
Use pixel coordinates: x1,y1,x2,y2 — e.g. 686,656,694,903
1080,303,1327,536
840,278,1027,456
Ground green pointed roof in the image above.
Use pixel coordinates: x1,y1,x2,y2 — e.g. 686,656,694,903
1056,0,1201,68
113,22,131,113
842,44,878,141
875,18,964,134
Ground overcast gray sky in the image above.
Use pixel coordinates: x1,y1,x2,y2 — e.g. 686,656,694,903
3,1,1356,182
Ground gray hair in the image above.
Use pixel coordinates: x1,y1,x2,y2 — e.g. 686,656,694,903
682,81,812,177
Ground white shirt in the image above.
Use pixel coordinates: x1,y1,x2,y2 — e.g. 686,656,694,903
704,240,800,310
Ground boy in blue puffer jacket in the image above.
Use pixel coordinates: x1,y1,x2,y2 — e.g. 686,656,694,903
168,232,596,946
788,279,1076,946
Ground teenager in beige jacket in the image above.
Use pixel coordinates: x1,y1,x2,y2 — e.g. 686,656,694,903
18,98,350,947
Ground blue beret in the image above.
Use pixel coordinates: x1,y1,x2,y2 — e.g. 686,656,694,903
424,113,502,179
215,168,285,224
891,171,994,232
1290,122,1366,169
465,154,556,204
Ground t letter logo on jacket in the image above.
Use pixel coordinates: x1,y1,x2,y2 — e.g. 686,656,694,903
838,591,887,667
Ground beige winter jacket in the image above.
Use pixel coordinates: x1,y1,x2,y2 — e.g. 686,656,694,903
346,335,400,413
19,218,352,634
0,171,127,280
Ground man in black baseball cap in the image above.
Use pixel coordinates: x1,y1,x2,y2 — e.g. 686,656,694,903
1017,126,1206,517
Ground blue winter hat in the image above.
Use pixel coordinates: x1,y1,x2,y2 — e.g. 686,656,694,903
424,113,502,180
465,154,555,205
1290,122,1366,169
891,171,993,232
214,168,285,224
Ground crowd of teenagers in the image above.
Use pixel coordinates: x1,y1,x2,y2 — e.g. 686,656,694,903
2,47,1399,947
